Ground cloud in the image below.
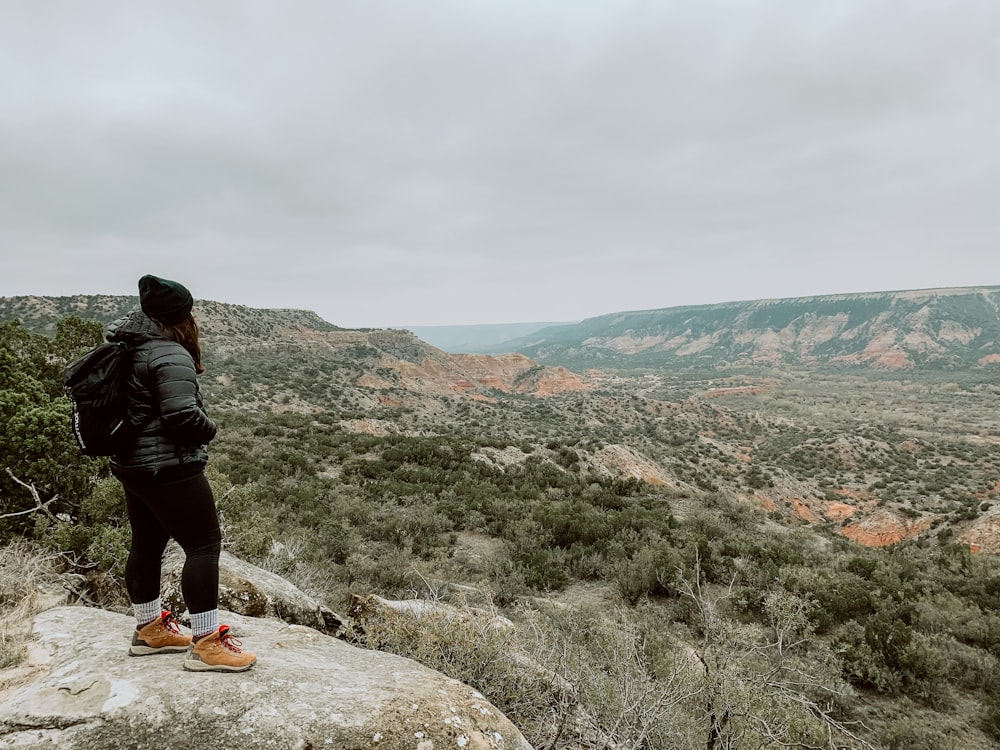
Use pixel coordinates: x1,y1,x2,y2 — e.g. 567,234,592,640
1,1,998,326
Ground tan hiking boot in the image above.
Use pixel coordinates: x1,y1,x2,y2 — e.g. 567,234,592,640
183,624,257,672
129,610,192,656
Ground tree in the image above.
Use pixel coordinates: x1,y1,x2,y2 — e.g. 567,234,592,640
0,318,104,540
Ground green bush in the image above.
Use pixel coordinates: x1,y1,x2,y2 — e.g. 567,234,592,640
836,620,903,693
881,718,950,750
982,694,1000,742
807,576,875,632
610,546,661,605
345,546,423,596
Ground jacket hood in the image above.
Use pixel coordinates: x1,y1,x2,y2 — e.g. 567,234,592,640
105,307,169,345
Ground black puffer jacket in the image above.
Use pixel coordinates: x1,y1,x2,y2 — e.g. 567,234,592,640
105,308,216,476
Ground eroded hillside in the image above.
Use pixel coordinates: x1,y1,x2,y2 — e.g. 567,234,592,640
0,295,588,404
500,286,1000,371
4,293,1000,554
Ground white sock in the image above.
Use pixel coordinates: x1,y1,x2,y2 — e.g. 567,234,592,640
134,598,161,628
190,609,219,639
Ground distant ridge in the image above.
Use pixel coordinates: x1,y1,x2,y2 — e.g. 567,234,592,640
6,286,1000,372
404,321,573,353
0,294,346,337
486,286,1000,371
0,294,589,404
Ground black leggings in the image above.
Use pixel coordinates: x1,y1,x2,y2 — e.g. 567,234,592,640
121,470,222,615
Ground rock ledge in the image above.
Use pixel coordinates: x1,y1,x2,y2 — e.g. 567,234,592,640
0,606,530,750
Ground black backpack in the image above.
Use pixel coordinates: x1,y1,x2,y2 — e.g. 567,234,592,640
62,341,139,457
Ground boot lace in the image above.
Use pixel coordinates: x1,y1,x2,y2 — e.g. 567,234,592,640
160,610,182,634
218,625,245,653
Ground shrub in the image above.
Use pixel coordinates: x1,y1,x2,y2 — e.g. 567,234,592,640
845,555,878,579
836,609,949,704
359,602,574,748
807,576,875,632
486,558,530,607
836,620,903,693
0,540,66,669
982,694,1000,742
881,719,950,750
344,546,423,596
541,604,704,748
610,546,661,605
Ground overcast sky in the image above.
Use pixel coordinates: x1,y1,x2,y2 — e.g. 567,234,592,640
1,1,998,328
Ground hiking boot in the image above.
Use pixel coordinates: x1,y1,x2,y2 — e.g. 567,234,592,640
129,610,192,656
183,625,257,672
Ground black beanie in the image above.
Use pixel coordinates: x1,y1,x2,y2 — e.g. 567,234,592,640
138,274,194,324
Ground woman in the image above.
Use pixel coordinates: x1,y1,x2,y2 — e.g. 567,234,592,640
107,274,255,672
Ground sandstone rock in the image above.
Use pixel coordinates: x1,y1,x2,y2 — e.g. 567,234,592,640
590,444,671,486
0,606,531,750
388,352,589,399
960,511,1000,554
348,594,514,632
340,417,398,436
790,498,821,524
840,509,932,547
822,501,856,521
160,545,344,637
470,446,530,471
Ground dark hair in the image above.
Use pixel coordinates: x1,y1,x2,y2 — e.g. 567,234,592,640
156,314,205,374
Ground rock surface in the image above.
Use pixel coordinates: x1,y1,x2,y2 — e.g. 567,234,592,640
0,606,531,750
160,545,344,636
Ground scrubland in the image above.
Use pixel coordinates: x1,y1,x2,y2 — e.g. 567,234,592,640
4,316,1000,748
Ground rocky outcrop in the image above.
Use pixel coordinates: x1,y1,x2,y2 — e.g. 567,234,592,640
340,417,400,437
589,444,672,486
160,545,344,636
960,511,1000,554
348,594,514,633
0,606,531,750
389,352,590,399
840,509,933,547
